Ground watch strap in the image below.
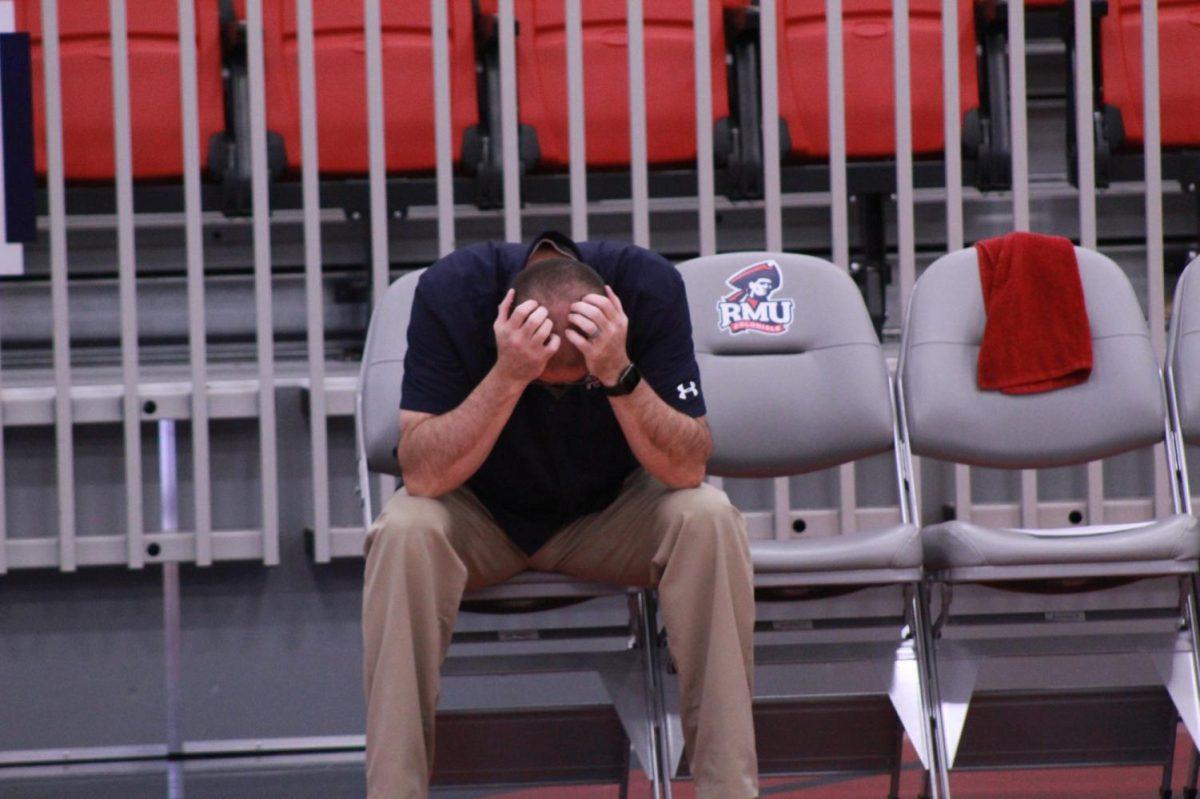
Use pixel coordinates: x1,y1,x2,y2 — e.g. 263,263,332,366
604,362,641,396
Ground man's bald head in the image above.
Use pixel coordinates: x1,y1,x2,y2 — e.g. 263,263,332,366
511,256,604,383
512,256,604,306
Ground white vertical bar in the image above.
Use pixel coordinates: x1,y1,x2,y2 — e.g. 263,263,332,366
246,0,280,565
364,0,389,300
838,464,857,534
774,476,790,541
1008,0,1030,231
566,0,588,243
1142,0,1164,354
1020,468,1038,526
158,421,183,756
942,0,964,252
110,0,145,569
1007,0,1036,522
760,0,787,528
826,0,855,530
1142,0,1168,516
1073,0,1097,248
944,0,970,522
363,1,395,507
498,0,521,242
893,0,916,313
954,464,972,522
760,0,782,252
1073,0,1104,524
178,0,212,566
826,0,848,269
296,0,330,562
41,0,76,572
693,0,715,255
1086,460,1104,522
627,0,649,247
432,0,455,256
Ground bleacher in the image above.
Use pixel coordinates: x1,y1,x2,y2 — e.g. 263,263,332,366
7,1,1200,797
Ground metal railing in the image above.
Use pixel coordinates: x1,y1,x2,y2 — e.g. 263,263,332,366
0,0,1182,571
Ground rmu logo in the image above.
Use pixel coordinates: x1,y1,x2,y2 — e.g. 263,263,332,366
716,260,795,335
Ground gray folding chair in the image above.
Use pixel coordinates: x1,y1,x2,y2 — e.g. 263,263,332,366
1168,254,1200,798
356,269,676,797
900,245,1200,785
671,251,949,796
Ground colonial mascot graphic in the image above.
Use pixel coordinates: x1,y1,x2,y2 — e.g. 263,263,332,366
717,260,795,335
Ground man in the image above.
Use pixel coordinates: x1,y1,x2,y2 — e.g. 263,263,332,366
362,231,757,799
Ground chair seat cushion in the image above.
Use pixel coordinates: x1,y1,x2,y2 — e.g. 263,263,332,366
923,514,1200,571
751,524,921,573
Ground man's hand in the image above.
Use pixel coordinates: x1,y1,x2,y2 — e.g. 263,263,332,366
565,286,630,386
493,289,561,385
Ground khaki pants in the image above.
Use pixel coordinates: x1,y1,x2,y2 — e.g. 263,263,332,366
362,469,757,799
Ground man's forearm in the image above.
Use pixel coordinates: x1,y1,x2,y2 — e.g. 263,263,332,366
609,381,711,488
398,368,525,497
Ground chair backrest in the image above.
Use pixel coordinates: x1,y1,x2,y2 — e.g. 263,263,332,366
358,269,425,478
679,251,894,477
900,246,1164,468
1170,255,1200,445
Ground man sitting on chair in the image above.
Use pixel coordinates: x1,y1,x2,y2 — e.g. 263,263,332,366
362,231,757,799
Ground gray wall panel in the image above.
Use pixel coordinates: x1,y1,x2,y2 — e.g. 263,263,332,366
0,569,165,750
178,403,365,741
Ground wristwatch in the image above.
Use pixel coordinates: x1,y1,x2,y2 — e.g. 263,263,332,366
604,362,642,396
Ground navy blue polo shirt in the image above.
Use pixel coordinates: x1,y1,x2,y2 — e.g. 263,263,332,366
400,237,706,554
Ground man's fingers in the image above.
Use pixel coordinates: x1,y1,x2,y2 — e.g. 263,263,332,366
568,312,599,338
509,298,540,327
564,328,591,351
604,285,623,313
533,317,554,344
522,305,550,332
545,333,561,354
581,293,617,320
570,300,607,325
497,288,515,321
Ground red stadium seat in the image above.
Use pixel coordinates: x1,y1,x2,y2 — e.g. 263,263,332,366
501,0,736,169
260,0,479,175
775,0,980,160
17,0,224,180
1100,0,1200,149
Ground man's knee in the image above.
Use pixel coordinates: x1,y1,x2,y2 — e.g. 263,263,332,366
364,493,454,561
658,484,750,556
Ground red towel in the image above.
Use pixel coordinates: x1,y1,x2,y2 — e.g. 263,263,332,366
975,232,1093,395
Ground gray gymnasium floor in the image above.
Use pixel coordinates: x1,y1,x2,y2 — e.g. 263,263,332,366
0,747,1192,799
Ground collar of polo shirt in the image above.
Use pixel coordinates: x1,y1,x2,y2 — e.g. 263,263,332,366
524,230,583,266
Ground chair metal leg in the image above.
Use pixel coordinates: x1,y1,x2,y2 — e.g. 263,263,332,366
1164,713,1180,799
888,715,905,799
637,589,674,799
1185,744,1199,799
911,581,953,799
619,741,632,799
1181,574,1200,799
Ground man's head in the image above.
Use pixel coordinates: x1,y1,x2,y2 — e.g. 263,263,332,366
511,254,605,384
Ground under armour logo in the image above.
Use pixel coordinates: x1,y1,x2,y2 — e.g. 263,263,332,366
677,381,699,400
